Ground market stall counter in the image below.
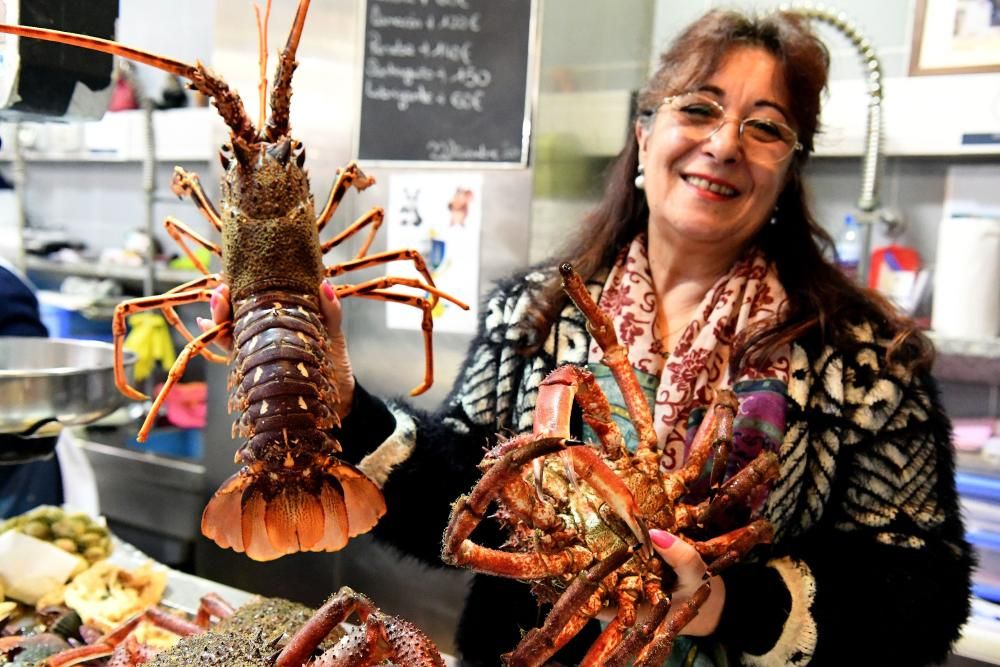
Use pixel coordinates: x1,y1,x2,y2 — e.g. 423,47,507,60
0,505,458,665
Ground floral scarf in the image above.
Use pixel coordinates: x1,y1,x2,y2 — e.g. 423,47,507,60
586,233,791,472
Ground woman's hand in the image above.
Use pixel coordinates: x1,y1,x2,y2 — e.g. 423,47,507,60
197,281,356,418
649,529,725,637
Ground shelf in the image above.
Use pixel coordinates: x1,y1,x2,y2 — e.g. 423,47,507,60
0,107,216,163
929,332,1000,384
26,256,204,291
814,75,1000,157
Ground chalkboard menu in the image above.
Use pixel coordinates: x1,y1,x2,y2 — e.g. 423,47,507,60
358,0,535,165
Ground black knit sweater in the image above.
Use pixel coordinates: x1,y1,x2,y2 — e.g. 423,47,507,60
337,266,973,666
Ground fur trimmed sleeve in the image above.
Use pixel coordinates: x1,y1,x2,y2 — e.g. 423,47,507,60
726,327,974,666
340,273,548,566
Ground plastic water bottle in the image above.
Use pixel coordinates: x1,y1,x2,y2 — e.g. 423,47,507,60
835,215,861,279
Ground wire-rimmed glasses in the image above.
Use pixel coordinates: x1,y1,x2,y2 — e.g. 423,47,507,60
659,92,802,163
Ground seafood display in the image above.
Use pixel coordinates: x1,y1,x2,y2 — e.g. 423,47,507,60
1,506,112,566
443,264,780,667
12,588,444,667
0,0,467,562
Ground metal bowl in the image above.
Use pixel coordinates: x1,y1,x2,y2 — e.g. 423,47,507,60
0,337,137,437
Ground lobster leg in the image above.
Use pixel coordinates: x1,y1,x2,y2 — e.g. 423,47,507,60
316,162,376,234
506,544,632,667
113,285,223,399
171,167,223,232
157,274,229,363
325,248,437,304
321,207,385,259
341,287,437,396
333,280,468,396
162,216,222,274
137,321,231,441
330,276,465,308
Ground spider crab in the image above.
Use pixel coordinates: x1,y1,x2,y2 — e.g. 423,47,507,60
442,264,781,667
33,588,443,666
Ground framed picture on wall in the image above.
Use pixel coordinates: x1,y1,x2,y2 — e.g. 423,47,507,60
910,0,1000,74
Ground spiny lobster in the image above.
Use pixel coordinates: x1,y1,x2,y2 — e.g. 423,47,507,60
443,264,779,666
0,0,467,562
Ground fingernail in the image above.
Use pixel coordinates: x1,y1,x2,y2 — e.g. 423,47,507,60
321,281,335,301
196,317,207,328
649,529,675,549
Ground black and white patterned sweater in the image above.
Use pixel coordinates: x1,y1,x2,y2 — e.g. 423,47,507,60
339,267,973,666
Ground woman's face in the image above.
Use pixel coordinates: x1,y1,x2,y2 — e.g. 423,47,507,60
636,47,795,256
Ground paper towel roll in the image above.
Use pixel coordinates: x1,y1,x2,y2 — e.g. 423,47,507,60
931,216,1000,338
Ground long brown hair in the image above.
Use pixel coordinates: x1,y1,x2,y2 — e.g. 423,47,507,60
525,9,931,371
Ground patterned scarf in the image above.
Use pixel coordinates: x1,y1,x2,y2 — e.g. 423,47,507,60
587,233,791,471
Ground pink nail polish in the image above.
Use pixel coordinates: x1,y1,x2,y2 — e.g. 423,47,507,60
321,281,335,301
649,529,676,549
210,293,218,311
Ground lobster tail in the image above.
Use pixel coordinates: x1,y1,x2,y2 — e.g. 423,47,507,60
202,289,387,561
202,461,385,561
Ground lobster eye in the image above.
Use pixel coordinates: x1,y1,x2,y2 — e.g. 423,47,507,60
267,138,293,164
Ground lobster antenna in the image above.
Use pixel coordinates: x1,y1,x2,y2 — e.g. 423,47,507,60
0,23,258,145
265,0,311,141
253,0,273,132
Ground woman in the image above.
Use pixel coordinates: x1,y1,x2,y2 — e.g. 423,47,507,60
209,8,972,666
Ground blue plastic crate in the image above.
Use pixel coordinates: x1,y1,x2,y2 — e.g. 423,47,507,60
38,303,113,342
126,428,203,460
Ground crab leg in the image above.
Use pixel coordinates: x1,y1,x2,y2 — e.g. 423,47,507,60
695,518,776,573
506,545,632,667
277,587,374,667
559,263,658,452
194,592,236,628
566,445,651,552
680,450,780,530
634,581,713,667
580,575,644,666
534,365,627,459
277,586,444,667
602,580,672,667
663,390,739,503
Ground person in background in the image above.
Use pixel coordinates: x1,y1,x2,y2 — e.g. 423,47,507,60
210,8,972,665
0,257,63,517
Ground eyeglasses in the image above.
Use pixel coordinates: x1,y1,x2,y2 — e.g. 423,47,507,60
658,92,802,164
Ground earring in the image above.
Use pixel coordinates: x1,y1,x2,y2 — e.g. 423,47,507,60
634,164,645,190
769,205,779,225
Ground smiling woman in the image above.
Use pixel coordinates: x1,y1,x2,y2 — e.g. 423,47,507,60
206,7,973,666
